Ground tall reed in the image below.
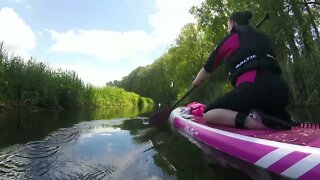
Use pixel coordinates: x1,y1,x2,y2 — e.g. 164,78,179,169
0,43,154,111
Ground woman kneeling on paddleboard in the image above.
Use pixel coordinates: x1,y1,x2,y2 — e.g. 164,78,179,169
192,11,292,130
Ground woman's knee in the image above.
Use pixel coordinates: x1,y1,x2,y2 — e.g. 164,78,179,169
203,108,238,126
203,109,224,123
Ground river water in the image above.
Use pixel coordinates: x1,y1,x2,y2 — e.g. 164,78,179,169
0,107,319,179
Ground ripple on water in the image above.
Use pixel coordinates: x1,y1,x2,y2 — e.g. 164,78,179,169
0,119,160,180
0,125,83,179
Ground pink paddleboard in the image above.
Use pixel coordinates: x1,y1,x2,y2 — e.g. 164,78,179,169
169,107,320,180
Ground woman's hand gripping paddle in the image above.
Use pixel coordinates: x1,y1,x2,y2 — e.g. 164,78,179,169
149,86,196,127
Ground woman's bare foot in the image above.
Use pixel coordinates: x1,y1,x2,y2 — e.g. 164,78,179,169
244,111,267,129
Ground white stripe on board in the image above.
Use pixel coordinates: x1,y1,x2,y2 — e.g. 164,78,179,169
281,154,320,179
254,149,294,168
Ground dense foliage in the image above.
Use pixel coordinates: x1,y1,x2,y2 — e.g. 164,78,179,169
0,43,154,112
113,0,320,107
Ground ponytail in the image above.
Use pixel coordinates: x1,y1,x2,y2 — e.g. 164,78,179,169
229,11,253,25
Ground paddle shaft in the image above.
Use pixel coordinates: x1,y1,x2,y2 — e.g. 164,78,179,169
256,13,270,28
170,86,196,109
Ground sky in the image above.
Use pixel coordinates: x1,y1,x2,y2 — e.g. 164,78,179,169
0,0,203,86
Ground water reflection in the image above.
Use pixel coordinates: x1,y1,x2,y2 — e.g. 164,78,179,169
119,119,251,180
0,106,319,179
0,107,147,149
0,115,251,179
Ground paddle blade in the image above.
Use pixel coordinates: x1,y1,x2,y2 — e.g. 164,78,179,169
149,108,172,127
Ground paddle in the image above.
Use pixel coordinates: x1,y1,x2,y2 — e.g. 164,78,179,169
149,13,270,126
256,13,270,28
149,86,196,126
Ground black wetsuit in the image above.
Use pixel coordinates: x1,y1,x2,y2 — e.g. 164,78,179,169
203,25,291,123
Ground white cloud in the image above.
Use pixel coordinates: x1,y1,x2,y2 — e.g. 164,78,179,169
50,61,128,86
47,29,158,61
47,0,203,62
45,0,204,86
149,0,203,43
0,7,35,58
37,31,43,36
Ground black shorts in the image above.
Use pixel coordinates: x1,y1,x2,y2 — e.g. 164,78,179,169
205,70,291,122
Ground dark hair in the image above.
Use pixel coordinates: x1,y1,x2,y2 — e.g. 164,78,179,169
229,11,253,25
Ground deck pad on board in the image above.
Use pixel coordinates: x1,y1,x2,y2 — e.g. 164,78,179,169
182,108,320,148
